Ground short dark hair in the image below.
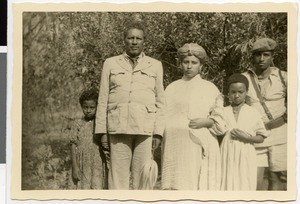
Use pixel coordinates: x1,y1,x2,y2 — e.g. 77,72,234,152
123,20,147,39
79,87,99,106
227,73,249,91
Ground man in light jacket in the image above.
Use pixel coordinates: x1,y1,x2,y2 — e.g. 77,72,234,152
95,18,165,190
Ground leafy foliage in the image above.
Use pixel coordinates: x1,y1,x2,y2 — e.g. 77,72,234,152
22,12,287,189
22,131,71,190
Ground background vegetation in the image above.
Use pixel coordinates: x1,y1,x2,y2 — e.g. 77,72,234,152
22,12,287,190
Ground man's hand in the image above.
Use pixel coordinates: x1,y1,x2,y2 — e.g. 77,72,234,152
100,134,109,151
152,134,162,150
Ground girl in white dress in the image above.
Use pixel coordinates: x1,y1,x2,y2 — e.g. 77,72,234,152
220,73,268,190
161,43,224,190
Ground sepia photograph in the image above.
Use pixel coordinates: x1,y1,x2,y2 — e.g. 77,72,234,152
10,2,297,202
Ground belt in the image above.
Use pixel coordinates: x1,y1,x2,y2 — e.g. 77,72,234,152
264,115,286,130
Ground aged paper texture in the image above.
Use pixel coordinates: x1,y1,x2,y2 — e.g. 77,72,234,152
10,1,297,202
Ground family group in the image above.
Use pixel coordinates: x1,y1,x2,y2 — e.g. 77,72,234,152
67,17,287,191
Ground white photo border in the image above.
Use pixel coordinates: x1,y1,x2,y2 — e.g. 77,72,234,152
9,1,298,201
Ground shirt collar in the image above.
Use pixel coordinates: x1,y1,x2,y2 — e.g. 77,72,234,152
247,67,279,79
123,52,145,63
182,74,202,83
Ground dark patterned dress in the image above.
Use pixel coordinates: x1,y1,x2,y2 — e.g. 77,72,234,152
68,118,107,189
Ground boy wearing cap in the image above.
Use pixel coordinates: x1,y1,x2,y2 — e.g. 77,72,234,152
243,38,287,190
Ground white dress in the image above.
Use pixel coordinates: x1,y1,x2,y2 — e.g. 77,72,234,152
161,75,222,190
220,104,268,190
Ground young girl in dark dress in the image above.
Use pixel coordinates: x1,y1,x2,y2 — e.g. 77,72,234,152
68,88,107,189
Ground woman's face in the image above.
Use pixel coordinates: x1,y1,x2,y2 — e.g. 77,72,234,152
181,55,203,80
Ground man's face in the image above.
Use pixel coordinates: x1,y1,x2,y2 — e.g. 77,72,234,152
124,28,144,58
252,51,274,71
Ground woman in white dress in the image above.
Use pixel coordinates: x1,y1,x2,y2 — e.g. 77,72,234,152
161,43,224,190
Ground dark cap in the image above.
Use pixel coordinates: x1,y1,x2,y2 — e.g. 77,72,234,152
251,38,277,53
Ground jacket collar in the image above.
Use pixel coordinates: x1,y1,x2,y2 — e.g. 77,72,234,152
115,52,152,72
123,52,144,63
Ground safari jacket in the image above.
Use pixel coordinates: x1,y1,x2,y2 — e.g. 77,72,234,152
95,53,165,136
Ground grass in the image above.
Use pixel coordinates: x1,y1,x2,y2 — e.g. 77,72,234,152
22,109,76,190
21,110,162,190
22,130,72,190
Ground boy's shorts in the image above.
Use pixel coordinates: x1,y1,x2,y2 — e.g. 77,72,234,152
256,143,287,171
269,143,287,172
256,147,269,167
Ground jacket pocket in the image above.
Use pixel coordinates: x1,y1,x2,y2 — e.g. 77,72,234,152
110,69,126,86
140,69,156,78
143,104,157,134
107,105,119,132
145,104,157,113
140,69,156,89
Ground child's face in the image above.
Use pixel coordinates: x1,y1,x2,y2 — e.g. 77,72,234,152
81,100,97,120
228,82,247,106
